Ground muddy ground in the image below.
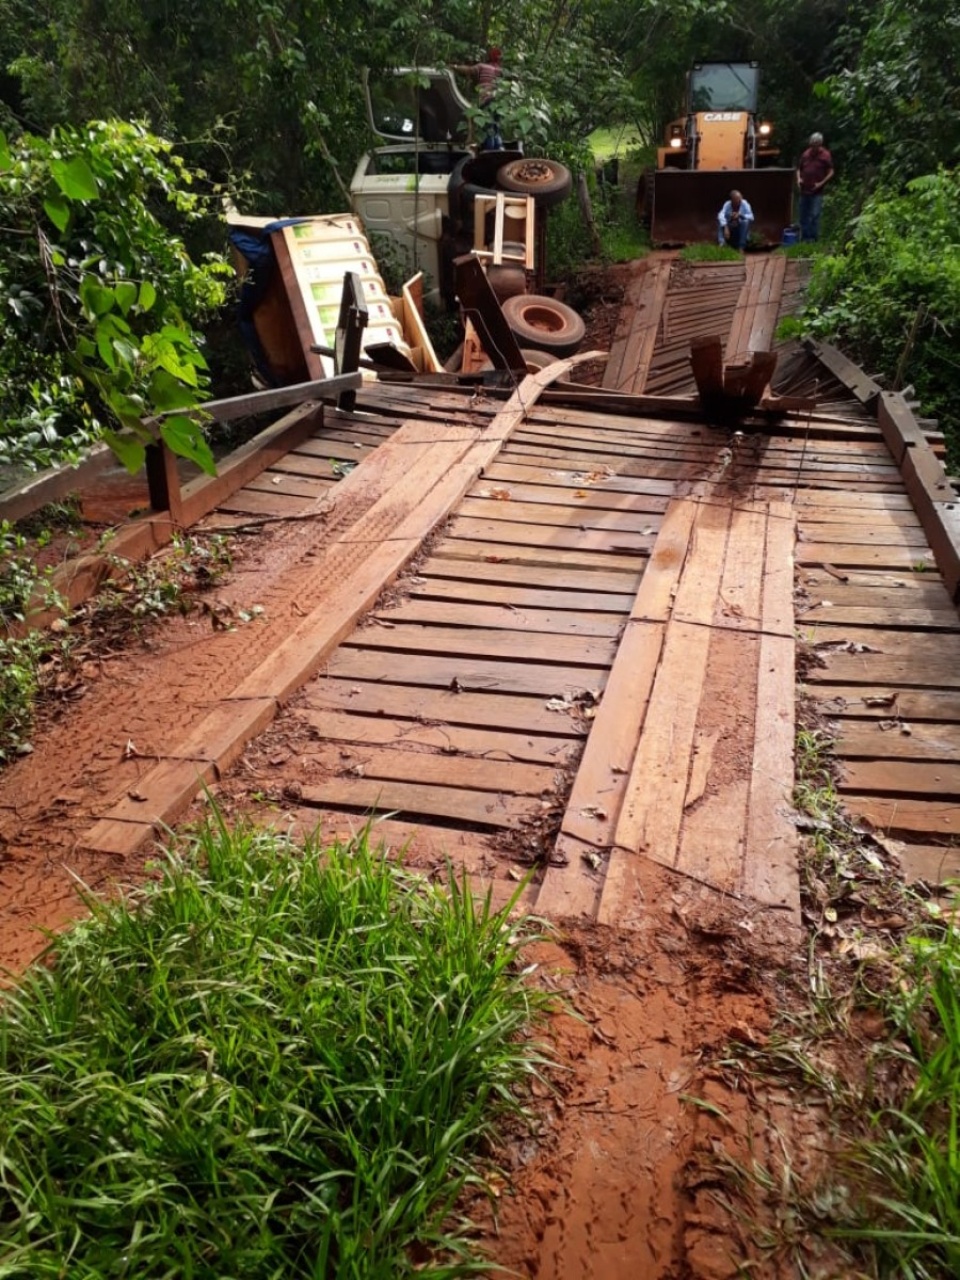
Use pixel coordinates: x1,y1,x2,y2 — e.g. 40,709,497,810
0,267,866,1278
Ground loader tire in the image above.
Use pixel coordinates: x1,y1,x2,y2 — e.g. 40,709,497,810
501,294,585,356
496,158,572,207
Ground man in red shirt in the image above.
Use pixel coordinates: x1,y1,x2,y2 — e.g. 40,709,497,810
453,48,504,149
796,132,834,242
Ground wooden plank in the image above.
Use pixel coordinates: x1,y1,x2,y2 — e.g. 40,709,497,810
807,627,960,660
305,678,588,737
672,500,732,626
799,604,959,630
0,443,113,525
797,489,915,510
551,501,700,861
715,502,765,631
301,740,559,795
762,501,796,638
840,760,960,797
457,497,663,534
299,708,579,766
799,523,930,548
843,796,960,839
896,843,960,886
810,687,960,723
407,578,636,613
95,758,216,827
607,258,672,394
837,723,960,761
346,623,616,667
323,650,607,699
445,515,655,556
432,537,646,574
748,255,787,353
534,832,605,920
613,620,713,863
297,778,534,828
418,555,640,595
689,336,725,398
378,599,623,637
742,632,798,912
470,480,672,515
797,543,936,571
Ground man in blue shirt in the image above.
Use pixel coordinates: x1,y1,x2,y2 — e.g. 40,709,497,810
717,190,754,250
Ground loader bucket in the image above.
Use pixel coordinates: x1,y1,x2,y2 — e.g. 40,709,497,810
651,168,796,247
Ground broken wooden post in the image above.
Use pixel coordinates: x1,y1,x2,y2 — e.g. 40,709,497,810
145,440,184,522
334,271,368,411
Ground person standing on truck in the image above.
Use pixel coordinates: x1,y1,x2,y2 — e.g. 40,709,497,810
717,190,754,250
452,48,504,149
796,132,834,242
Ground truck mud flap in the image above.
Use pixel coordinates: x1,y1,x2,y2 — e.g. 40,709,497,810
651,169,796,247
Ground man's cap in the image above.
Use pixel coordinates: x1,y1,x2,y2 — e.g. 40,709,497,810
809,132,824,145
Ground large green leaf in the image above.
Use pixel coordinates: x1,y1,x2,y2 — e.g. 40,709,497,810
80,278,116,318
138,281,157,313
102,429,146,475
149,369,202,413
49,156,99,201
0,132,10,172
114,281,138,316
43,197,70,233
159,414,216,475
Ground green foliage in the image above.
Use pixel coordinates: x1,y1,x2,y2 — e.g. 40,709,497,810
831,921,960,1277
0,521,64,761
0,818,552,1277
0,119,230,474
818,0,960,186
799,168,960,466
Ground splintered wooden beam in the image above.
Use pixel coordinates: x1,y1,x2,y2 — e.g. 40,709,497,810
690,335,724,397
689,341,780,413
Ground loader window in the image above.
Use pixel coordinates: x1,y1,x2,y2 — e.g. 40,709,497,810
689,64,759,113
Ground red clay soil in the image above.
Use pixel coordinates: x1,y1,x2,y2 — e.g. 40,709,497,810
0,272,841,1278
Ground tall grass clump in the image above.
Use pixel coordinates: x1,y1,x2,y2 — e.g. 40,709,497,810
0,819,552,1278
836,921,960,1278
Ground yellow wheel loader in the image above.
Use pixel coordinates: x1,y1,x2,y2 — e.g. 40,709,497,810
641,61,795,246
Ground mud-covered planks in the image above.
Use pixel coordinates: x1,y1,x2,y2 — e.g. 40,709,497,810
799,501,960,862
537,494,799,923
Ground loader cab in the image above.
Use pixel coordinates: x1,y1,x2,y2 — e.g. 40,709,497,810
658,61,779,172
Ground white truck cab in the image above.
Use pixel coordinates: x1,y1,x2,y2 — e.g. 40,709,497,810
350,68,528,307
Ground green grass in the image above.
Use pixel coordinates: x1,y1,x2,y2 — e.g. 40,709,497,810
679,243,744,263
587,124,645,163
834,924,960,1278
0,818,552,1278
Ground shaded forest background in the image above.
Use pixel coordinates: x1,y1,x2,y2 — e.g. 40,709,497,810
0,0,958,475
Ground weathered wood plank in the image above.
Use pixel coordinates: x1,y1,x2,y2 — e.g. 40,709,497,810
346,623,617,667
300,741,559,796
378,599,623,638
299,708,579,766
305,678,588,736
323,650,608,699
296,778,534,828
842,796,960,839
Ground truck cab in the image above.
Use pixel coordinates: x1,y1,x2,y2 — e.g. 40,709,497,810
350,68,523,306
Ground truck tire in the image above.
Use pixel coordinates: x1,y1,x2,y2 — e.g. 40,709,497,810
496,158,572,208
501,294,585,356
